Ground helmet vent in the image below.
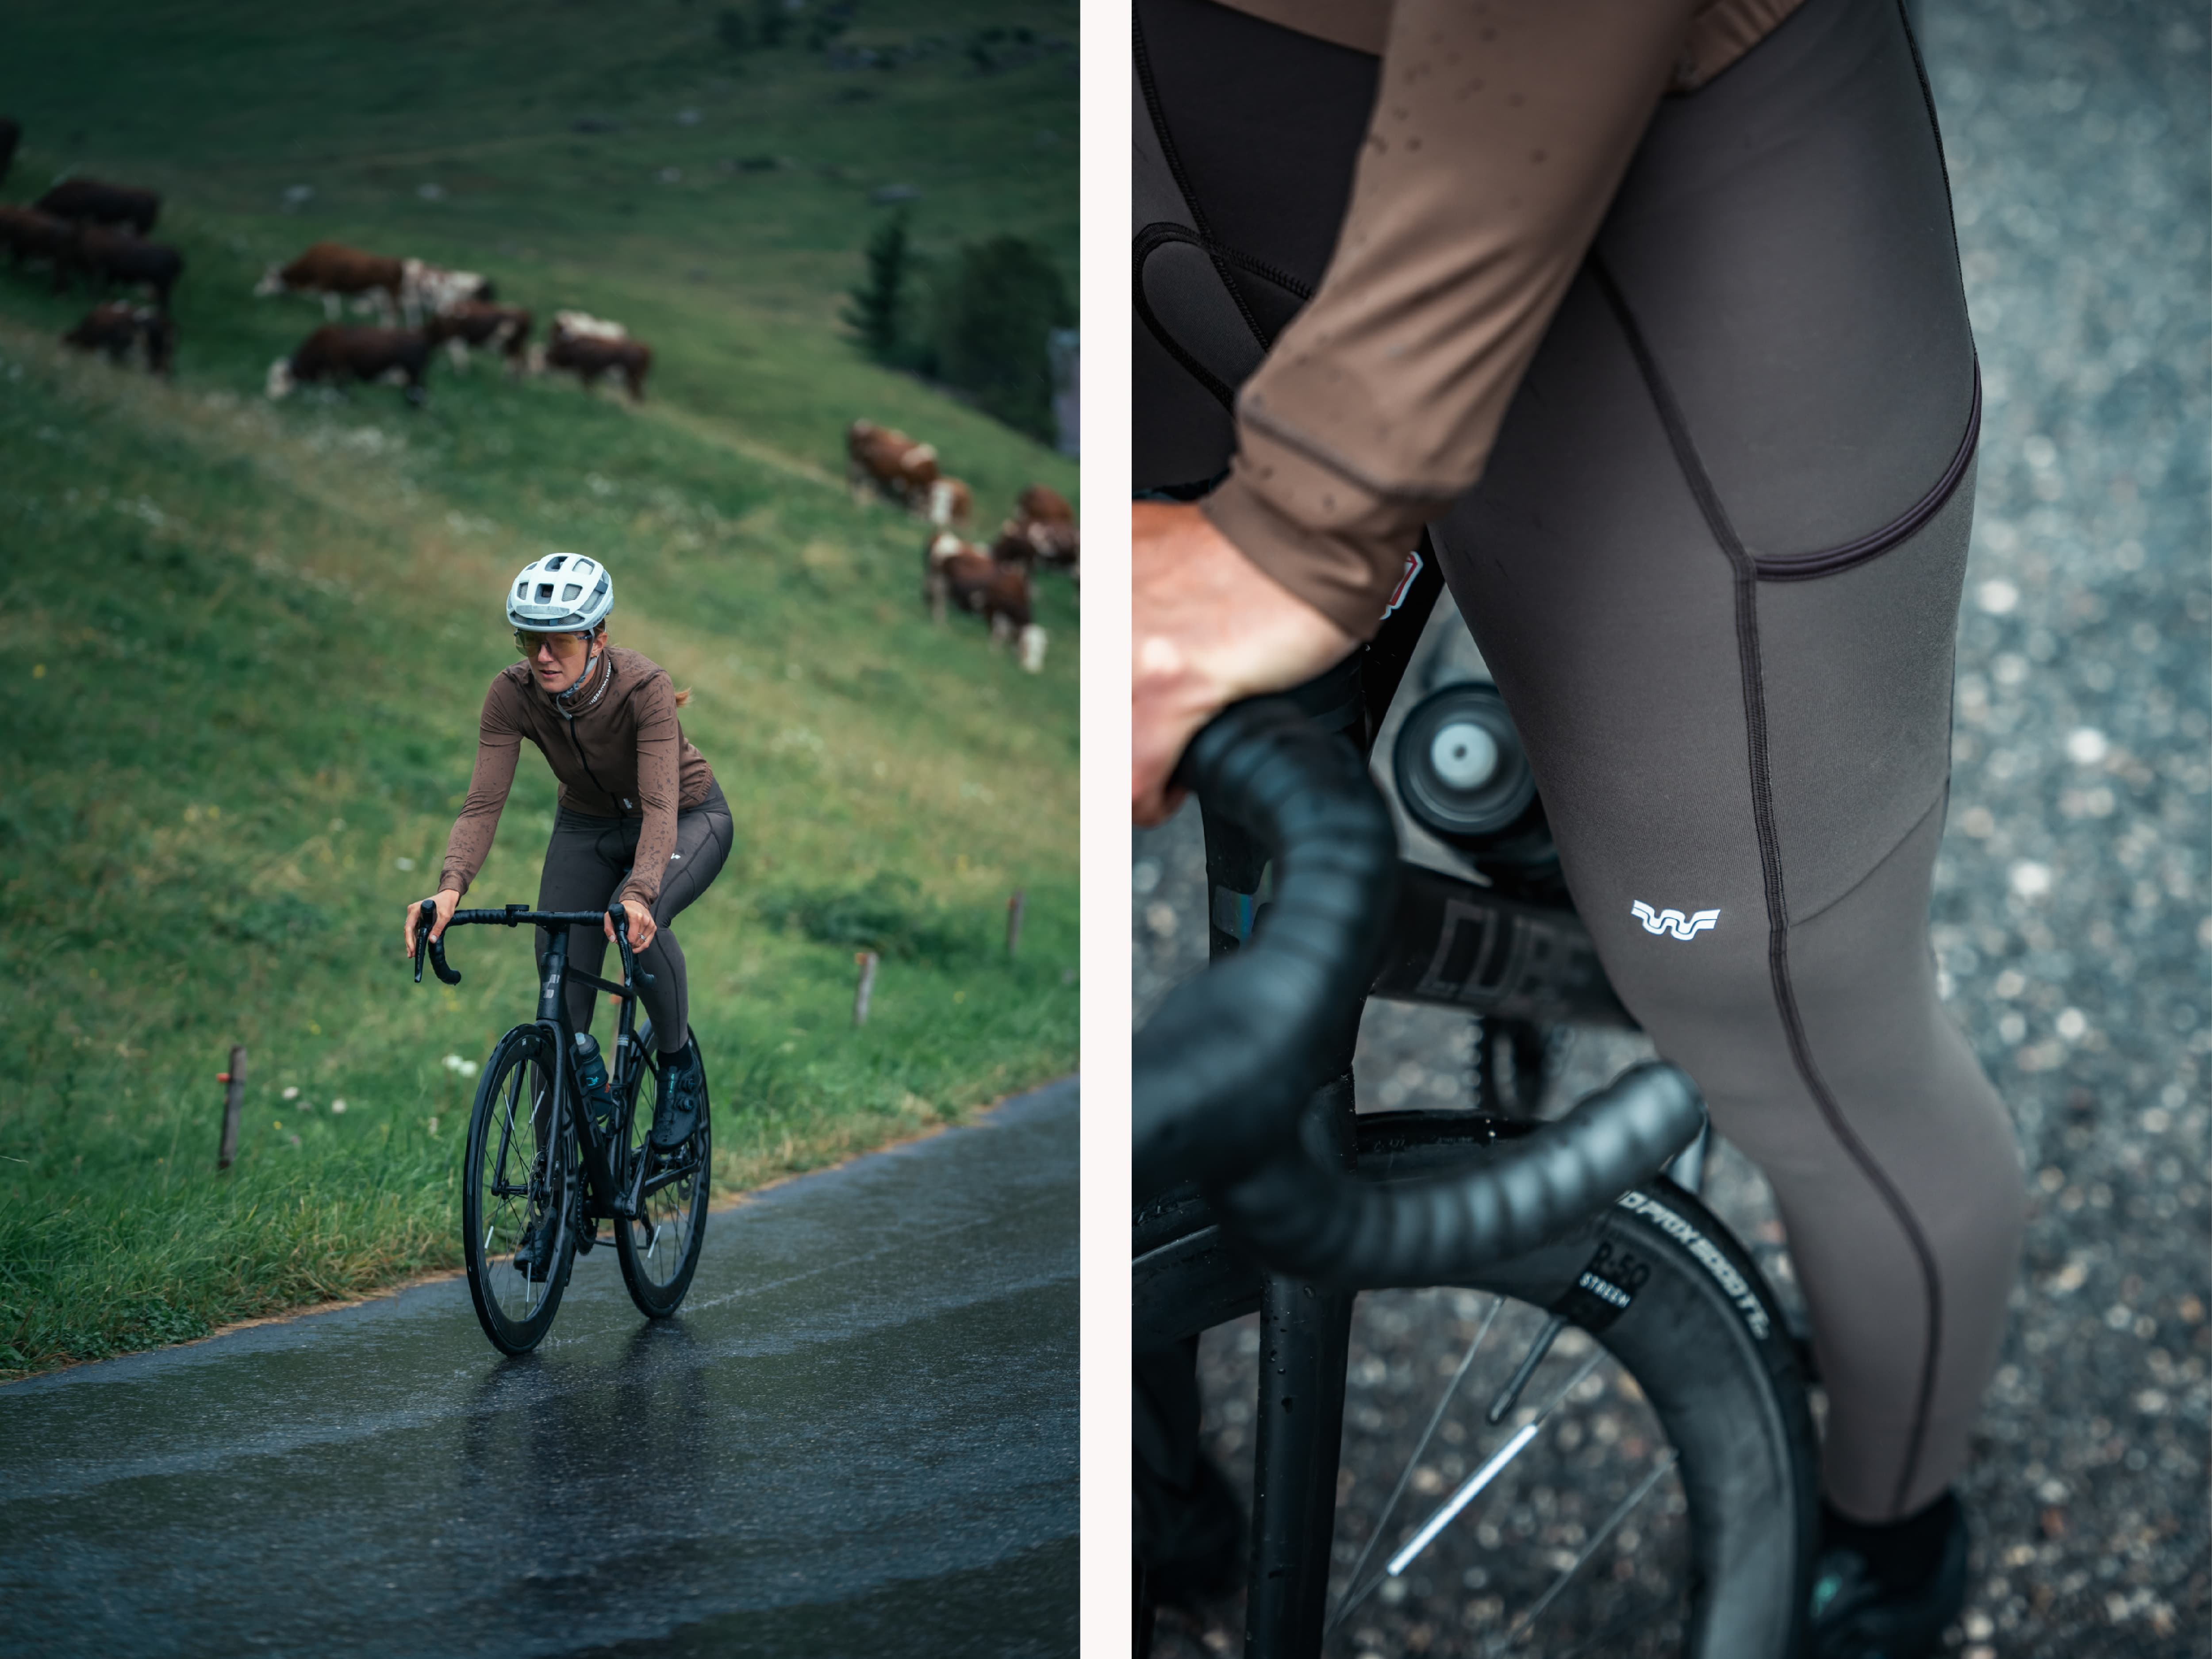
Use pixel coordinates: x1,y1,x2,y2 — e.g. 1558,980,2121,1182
536,583,554,601
546,554,568,569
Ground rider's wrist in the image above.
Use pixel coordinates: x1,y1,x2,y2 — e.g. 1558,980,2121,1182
1202,449,1432,643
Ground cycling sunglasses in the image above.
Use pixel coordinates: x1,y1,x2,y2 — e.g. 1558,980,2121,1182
513,628,595,657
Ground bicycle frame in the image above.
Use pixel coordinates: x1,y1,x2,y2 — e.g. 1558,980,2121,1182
419,905,703,1230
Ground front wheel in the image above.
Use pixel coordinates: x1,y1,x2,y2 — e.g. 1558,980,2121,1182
1134,1110,1819,1658
615,1021,711,1318
462,1024,578,1354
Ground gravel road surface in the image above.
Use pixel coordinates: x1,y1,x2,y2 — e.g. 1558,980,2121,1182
1136,2,2208,1652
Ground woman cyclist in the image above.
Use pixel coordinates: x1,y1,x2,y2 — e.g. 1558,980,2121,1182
402,554,732,1189
1131,0,2026,1654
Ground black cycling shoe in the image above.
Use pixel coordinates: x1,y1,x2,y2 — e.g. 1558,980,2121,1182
650,1037,704,1151
510,1209,561,1283
1806,1493,1970,1659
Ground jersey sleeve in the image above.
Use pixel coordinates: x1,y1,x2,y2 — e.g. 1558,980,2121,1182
1200,0,1698,638
615,672,683,911
437,674,526,900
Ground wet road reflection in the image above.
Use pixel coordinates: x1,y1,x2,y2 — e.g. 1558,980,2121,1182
0,1080,1078,1657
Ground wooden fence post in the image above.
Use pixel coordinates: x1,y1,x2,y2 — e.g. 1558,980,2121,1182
216,1044,247,1170
1006,888,1026,957
853,951,879,1027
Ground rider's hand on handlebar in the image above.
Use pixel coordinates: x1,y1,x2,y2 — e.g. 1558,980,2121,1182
404,889,462,958
1132,501,1357,826
606,897,656,954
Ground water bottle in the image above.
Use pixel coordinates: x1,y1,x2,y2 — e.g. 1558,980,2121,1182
573,1032,618,1136
1390,681,1564,902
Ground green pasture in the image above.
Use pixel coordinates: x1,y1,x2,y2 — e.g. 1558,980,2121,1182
0,0,1078,1380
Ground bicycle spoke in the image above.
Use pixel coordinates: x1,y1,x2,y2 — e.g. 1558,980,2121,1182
1486,1313,1566,1425
1478,1448,1680,1656
1382,1346,1607,1580
1327,1291,1505,1635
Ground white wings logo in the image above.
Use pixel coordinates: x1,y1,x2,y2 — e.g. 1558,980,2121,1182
1632,901,1720,941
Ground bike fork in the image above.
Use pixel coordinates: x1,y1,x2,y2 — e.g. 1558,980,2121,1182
1244,1078,1357,1659
1245,1272,1352,1658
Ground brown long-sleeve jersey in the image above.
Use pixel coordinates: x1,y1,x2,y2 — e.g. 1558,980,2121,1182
438,647,716,910
1196,0,1807,637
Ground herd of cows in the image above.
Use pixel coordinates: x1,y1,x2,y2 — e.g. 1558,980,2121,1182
0,115,653,406
0,116,1079,672
848,419,1079,673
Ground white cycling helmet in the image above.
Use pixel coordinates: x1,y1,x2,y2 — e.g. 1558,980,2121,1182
507,553,613,634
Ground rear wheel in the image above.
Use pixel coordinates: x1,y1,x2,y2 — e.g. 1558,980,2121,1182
462,1023,577,1354
615,1020,712,1318
1133,1111,1818,1659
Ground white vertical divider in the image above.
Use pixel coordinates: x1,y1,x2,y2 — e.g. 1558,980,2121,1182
1077,0,1134,1649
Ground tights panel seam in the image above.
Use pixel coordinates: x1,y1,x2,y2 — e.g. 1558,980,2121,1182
1591,251,1945,1516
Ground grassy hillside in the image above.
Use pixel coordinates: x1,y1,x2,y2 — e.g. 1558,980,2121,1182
0,0,1078,1379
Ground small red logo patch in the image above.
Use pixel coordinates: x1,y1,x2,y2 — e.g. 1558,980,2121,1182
1381,549,1424,618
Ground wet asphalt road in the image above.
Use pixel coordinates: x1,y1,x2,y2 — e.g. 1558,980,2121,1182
0,1079,1078,1659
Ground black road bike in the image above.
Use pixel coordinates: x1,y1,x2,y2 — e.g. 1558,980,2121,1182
1134,622,1822,1658
414,902,712,1354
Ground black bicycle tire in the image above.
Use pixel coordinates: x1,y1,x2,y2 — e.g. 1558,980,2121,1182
1135,1110,1818,1659
463,1024,578,1355
615,1020,711,1318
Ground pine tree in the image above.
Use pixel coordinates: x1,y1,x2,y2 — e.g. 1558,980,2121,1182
842,209,911,365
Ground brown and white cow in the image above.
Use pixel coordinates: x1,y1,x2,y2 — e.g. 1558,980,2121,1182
1015,484,1074,525
550,309,626,341
255,242,406,323
534,315,650,401
926,476,973,530
36,177,160,236
847,419,940,510
69,227,184,309
992,485,1080,587
0,205,75,287
267,326,434,407
399,259,495,326
63,302,176,376
923,531,1047,672
422,302,532,371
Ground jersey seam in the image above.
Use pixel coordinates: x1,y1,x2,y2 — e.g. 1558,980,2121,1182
1593,251,1944,1515
1237,402,1469,504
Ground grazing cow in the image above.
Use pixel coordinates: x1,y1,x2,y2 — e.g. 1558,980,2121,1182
63,302,176,376
847,419,940,511
550,309,626,341
926,476,973,529
255,242,405,323
266,326,433,407
0,205,75,286
1016,484,1074,525
535,315,650,400
0,118,19,188
399,259,495,325
69,226,185,309
993,486,1080,586
423,302,532,371
923,531,1047,672
1014,515,1079,579
36,177,160,236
